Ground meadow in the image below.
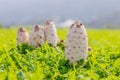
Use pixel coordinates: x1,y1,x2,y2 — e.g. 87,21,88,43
0,28,120,80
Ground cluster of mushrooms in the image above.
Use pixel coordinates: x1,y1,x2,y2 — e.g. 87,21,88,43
17,20,89,63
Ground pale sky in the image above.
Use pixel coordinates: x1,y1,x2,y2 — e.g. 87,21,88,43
0,0,120,25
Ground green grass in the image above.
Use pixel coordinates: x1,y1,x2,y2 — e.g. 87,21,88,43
0,28,120,80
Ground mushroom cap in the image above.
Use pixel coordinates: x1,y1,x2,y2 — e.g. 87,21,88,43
17,27,29,45
29,25,45,48
43,20,58,47
18,27,27,33
65,21,88,63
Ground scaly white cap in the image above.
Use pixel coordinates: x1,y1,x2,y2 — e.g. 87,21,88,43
43,20,58,47
17,27,29,45
29,25,45,48
65,22,88,63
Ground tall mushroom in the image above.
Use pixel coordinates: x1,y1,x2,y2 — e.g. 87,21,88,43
65,22,88,63
43,20,58,47
29,25,45,48
17,27,29,45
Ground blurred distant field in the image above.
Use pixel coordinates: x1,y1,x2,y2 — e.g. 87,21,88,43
0,28,120,80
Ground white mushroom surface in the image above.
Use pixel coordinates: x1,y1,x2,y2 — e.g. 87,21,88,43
17,27,29,45
29,25,45,48
65,22,88,63
44,20,58,47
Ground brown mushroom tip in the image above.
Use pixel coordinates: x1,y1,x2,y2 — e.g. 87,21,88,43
44,20,53,26
75,21,79,23
34,25,39,32
88,47,92,52
18,27,26,32
60,40,65,43
35,25,39,28
34,25,40,32
47,20,52,22
70,21,83,29
76,22,82,28
44,21,49,25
